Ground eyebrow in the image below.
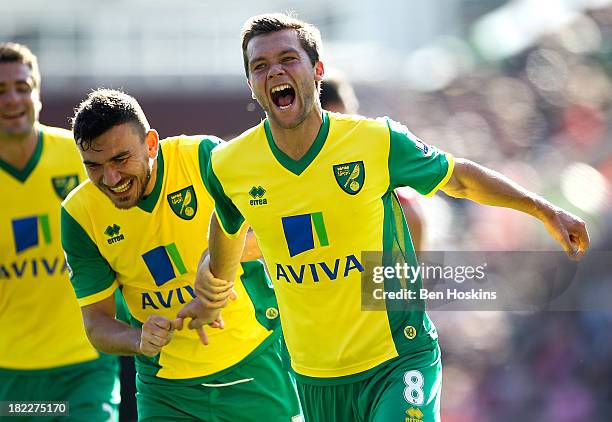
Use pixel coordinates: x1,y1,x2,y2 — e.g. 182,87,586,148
83,150,130,166
0,78,32,87
250,48,300,66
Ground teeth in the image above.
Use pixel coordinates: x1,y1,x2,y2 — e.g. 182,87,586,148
1,111,25,118
110,180,131,193
271,84,291,93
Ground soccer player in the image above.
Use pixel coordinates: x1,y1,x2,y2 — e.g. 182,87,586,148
189,13,590,422
0,43,120,420
61,89,302,421
320,71,426,250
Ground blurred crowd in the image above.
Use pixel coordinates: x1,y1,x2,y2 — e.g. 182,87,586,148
354,6,612,421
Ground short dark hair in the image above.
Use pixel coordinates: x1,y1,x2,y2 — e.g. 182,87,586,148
72,89,149,151
0,42,41,89
241,12,322,78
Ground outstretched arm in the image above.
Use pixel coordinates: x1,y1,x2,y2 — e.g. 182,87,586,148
441,158,589,259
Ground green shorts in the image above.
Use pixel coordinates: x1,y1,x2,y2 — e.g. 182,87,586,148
0,355,120,422
297,342,441,422
136,339,303,422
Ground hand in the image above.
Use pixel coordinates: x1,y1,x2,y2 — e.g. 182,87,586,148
139,315,181,357
541,206,590,261
176,297,225,345
195,255,238,308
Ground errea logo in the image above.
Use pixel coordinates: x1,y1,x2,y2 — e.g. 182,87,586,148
249,185,268,206
105,224,125,245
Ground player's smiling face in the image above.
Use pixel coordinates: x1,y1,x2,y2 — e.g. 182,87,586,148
0,62,40,140
246,29,323,129
80,122,158,210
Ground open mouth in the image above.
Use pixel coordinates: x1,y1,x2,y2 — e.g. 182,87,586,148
270,84,295,110
0,110,26,120
109,179,132,194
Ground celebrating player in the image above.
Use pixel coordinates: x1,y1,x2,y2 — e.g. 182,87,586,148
61,89,302,421
192,12,589,421
0,43,120,420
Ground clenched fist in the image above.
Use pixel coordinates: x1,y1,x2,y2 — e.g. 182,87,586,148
139,315,181,357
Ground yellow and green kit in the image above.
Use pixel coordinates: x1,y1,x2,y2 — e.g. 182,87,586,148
0,124,119,421
205,112,454,421
62,135,301,421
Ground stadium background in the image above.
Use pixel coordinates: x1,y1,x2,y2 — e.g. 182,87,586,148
2,0,611,420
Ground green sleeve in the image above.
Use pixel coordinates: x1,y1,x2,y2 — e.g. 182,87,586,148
386,117,453,195
198,140,245,236
61,206,116,300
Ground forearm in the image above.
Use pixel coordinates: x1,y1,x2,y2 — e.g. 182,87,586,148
442,158,554,221
208,212,249,281
81,300,141,356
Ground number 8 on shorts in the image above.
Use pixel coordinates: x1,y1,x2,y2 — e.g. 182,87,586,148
403,370,425,406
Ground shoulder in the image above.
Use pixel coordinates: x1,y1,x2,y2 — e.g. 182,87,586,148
39,124,74,143
39,124,80,153
62,179,99,215
328,112,390,132
39,124,86,176
211,123,264,163
161,134,224,156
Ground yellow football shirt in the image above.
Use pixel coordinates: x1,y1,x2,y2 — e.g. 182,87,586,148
61,136,279,383
0,124,99,370
206,113,454,383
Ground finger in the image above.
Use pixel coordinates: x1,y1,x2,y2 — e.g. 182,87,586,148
575,222,590,252
199,296,230,310
197,284,234,302
139,345,160,358
177,301,202,319
188,317,206,330
229,288,238,301
176,306,191,320
142,333,168,348
171,318,184,331
556,228,576,258
207,314,225,329
197,260,231,287
196,326,209,346
151,317,171,330
144,323,173,338
196,278,234,293
570,228,589,261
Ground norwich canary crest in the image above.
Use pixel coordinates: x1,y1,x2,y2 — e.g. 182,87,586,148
333,161,365,195
52,174,79,200
167,185,197,220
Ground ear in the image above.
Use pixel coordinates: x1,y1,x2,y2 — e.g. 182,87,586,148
247,79,256,100
32,89,42,115
314,61,324,82
145,129,159,160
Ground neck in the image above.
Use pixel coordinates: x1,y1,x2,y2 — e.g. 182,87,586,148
269,106,323,161
0,125,39,170
143,157,158,197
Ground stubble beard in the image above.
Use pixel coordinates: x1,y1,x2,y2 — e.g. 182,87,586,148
111,164,152,211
